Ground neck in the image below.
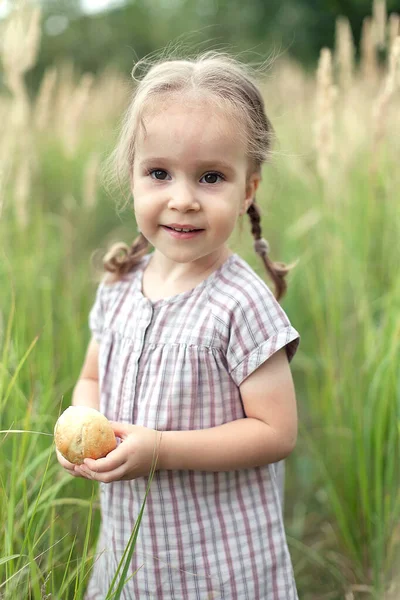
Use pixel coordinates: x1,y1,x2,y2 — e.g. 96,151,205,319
148,247,233,284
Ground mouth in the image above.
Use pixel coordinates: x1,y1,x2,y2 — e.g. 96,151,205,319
163,225,204,233
161,225,204,239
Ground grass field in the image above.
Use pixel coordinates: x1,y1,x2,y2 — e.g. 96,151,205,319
1,2,400,598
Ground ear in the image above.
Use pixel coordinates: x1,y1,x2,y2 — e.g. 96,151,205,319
240,172,261,216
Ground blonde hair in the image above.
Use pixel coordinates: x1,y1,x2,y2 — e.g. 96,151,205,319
100,50,296,300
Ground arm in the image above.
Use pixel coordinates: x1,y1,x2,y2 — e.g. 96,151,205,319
79,347,298,482
158,347,297,471
71,337,100,410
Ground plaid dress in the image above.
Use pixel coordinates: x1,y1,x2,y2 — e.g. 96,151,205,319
85,252,300,600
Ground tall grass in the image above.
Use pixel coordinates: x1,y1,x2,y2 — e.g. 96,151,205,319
1,1,400,598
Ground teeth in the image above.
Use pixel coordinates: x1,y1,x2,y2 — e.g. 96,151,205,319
173,228,194,232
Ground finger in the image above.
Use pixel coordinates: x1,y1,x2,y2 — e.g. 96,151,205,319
67,468,84,478
55,449,89,478
109,421,130,439
62,462,82,477
61,465,83,478
74,465,91,478
56,450,76,469
80,463,127,483
83,444,126,473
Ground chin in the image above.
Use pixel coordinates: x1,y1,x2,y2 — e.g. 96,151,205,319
163,250,203,263
156,245,209,263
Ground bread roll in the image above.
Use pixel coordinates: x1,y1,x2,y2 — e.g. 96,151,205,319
54,406,117,465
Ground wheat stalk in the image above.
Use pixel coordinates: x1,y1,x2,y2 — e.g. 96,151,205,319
360,16,379,83
314,48,337,182
86,69,130,125
0,2,41,228
83,153,100,209
34,66,58,131
335,16,355,92
60,73,95,157
0,2,41,129
54,62,75,123
0,109,18,221
373,0,387,50
388,13,400,51
371,36,400,168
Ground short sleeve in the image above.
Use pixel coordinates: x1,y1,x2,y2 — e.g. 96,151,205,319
88,282,105,343
226,288,300,387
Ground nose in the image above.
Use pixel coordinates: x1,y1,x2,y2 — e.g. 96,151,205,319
167,181,200,212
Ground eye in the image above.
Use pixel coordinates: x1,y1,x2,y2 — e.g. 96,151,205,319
148,169,170,181
200,172,224,184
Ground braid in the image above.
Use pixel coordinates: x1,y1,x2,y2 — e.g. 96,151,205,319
247,202,297,302
248,202,262,239
102,233,150,283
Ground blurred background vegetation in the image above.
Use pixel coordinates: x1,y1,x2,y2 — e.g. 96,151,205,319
1,0,400,92
1,0,400,598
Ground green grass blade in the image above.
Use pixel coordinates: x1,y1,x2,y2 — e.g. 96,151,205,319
105,442,160,600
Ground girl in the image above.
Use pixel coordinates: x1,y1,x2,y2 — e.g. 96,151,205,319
57,51,301,599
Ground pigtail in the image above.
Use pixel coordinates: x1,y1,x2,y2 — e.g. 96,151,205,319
247,202,297,302
102,233,150,283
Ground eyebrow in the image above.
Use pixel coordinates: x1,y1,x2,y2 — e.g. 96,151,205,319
139,157,236,174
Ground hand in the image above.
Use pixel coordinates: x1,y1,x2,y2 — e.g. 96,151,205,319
55,448,87,478
78,422,162,483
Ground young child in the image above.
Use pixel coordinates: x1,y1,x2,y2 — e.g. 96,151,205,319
57,51,301,600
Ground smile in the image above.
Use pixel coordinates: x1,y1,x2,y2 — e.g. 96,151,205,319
169,227,197,232
161,226,204,239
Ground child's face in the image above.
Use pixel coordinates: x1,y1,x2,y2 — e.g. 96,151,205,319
131,95,260,265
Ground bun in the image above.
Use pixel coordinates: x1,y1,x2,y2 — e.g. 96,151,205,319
54,406,117,465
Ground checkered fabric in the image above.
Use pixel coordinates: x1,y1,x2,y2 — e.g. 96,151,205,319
85,252,300,600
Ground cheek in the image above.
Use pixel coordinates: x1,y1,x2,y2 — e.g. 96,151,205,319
209,200,240,234
133,193,160,229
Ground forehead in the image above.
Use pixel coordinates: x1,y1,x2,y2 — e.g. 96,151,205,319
136,95,248,165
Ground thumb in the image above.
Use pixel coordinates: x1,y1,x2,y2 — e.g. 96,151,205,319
109,420,131,440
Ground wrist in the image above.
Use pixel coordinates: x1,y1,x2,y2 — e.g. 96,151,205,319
156,430,169,471
72,378,100,410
